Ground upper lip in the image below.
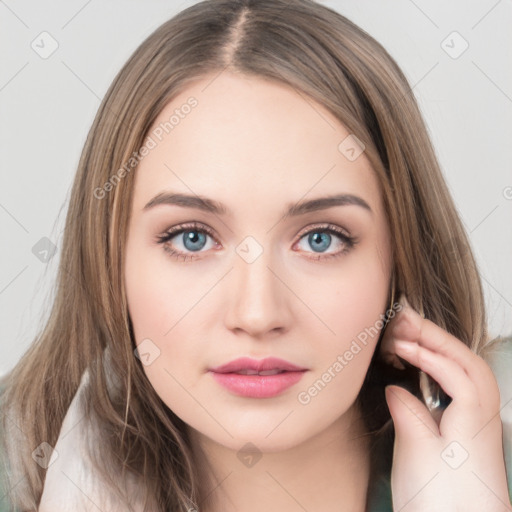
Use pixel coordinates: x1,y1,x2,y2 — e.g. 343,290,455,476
209,357,307,374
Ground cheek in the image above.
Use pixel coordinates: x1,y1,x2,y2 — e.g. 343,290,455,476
125,236,202,340
124,239,216,389
297,243,390,390
125,248,200,409
339,259,389,342
304,248,389,343
125,260,173,341
295,272,388,415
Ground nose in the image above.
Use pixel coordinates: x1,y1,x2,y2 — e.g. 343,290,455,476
223,248,291,338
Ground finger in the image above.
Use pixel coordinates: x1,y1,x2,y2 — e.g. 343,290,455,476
390,303,495,391
394,340,480,408
385,384,439,441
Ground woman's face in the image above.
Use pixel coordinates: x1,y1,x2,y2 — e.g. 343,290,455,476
124,71,392,453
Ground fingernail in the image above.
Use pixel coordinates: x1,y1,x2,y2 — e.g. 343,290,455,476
398,294,425,320
398,293,413,312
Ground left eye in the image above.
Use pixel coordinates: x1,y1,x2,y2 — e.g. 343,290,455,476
294,228,354,257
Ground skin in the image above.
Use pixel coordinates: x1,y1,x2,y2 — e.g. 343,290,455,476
124,71,392,512
124,71,511,511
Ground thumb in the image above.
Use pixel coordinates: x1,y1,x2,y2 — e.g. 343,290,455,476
385,385,439,441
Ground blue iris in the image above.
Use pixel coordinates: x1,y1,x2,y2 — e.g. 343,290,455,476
183,231,207,251
308,232,331,252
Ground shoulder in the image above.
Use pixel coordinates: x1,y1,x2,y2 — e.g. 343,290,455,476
481,334,512,504
0,380,21,512
0,370,102,511
38,368,99,510
38,368,147,512
481,333,512,375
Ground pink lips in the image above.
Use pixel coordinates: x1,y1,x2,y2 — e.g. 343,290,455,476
210,356,306,374
208,357,308,398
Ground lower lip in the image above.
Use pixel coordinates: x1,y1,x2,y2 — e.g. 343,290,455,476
209,371,306,398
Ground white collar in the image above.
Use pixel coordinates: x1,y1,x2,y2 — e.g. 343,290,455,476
38,369,146,511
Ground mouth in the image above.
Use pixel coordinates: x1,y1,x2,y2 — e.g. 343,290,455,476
208,357,308,398
209,369,307,398
228,369,289,376
209,356,307,375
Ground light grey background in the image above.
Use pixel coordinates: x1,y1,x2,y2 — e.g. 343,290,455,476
1,0,511,376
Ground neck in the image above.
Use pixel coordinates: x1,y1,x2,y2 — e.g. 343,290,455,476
188,404,372,512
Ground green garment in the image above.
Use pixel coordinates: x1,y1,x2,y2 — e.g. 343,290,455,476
1,336,511,511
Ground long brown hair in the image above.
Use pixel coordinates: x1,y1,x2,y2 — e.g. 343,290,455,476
0,0,488,510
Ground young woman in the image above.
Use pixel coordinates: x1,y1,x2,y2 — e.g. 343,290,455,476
1,1,511,511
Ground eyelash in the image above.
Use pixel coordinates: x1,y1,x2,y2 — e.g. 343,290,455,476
155,221,358,262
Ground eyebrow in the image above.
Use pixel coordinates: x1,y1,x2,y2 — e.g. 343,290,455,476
143,191,372,217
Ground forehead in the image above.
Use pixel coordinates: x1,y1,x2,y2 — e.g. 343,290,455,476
132,72,382,216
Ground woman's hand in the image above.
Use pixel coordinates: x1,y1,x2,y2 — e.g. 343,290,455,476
380,297,511,512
